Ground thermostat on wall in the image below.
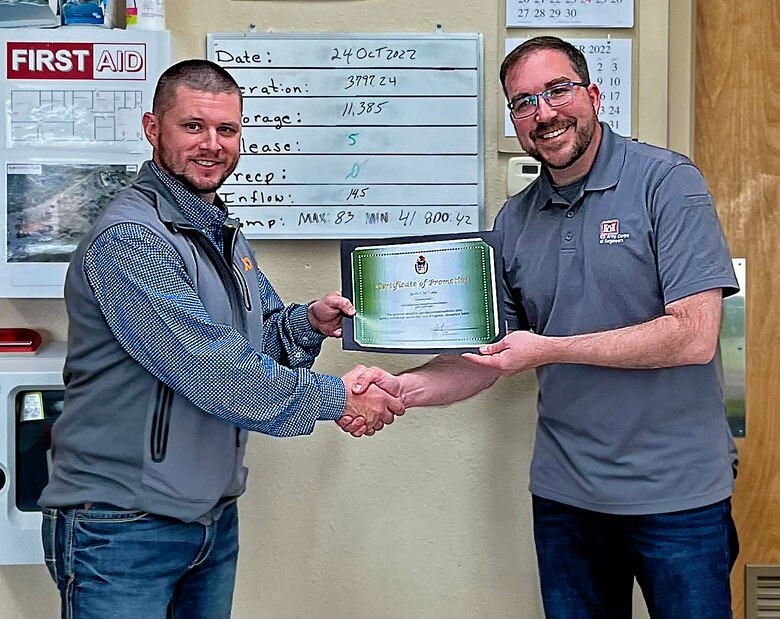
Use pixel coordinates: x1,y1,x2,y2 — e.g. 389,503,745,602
507,156,541,197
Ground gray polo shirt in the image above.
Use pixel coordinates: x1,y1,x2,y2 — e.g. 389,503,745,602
494,123,739,515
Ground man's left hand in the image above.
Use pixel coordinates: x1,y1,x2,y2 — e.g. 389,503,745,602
461,330,548,375
307,291,355,337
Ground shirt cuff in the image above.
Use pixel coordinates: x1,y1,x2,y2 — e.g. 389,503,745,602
290,303,328,348
316,374,346,421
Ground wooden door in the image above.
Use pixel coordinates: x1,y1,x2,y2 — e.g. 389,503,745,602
695,1,780,616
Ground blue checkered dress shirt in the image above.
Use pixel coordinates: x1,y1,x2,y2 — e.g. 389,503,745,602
82,163,345,437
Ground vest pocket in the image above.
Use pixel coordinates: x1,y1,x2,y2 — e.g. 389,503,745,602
149,382,173,462
142,387,237,504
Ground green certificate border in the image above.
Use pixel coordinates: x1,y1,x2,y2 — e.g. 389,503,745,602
341,231,506,354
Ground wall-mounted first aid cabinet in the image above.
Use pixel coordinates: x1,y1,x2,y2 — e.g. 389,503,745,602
0,342,65,564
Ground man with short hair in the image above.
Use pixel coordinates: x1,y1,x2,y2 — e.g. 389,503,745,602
39,59,400,619
350,36,740,618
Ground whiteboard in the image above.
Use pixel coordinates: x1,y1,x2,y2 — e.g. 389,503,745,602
208,33,484,238
504,37,632,138
506,0,634,29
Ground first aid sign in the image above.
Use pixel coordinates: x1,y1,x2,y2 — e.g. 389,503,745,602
7,42,147,80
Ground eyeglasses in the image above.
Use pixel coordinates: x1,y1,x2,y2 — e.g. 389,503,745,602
507,81,590,120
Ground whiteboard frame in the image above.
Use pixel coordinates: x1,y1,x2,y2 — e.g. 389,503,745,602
207,32,485,239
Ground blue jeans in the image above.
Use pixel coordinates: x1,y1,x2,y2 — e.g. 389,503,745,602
41,502,239,619
532,496,739,619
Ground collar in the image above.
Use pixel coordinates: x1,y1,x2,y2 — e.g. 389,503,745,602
149,161,228,233
132,162,237,234
536,122,625,210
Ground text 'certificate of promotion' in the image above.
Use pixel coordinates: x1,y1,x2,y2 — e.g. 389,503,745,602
341,232,505,354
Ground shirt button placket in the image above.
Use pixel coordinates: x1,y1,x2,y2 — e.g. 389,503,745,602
560,207,577,250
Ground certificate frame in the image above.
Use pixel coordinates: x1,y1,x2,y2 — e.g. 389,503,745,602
341,231,506,354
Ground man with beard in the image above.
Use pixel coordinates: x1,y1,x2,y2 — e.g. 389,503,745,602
39,59,402,619
348,37,740,617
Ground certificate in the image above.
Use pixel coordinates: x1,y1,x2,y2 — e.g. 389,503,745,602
341,232,506,354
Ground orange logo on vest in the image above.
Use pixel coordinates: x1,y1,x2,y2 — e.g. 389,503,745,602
242,257,253,271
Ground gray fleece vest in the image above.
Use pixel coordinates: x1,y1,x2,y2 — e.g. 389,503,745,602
39,163,265,523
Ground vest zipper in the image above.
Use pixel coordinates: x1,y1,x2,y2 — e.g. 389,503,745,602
172,222,246,460
223,224,248,458
231,262,252,311
176,225,248,335
223,222,252,313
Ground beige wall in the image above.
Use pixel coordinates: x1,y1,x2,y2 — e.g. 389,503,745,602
0,0,677,617
0,1,543,617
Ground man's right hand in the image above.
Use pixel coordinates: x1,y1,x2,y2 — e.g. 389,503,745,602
339,365,405,437
339,358,498,434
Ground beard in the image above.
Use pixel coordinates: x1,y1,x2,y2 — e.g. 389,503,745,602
155,134,237,197
524,112,598,170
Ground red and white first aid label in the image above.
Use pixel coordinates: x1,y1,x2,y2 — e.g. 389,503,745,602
7,42,147,81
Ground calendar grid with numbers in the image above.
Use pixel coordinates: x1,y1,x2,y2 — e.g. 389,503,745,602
503,37,632,139
506,0,634,29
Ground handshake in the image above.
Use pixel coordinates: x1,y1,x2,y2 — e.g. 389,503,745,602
337,365,404,438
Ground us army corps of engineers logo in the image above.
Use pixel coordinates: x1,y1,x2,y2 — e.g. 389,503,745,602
599,219,630,245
